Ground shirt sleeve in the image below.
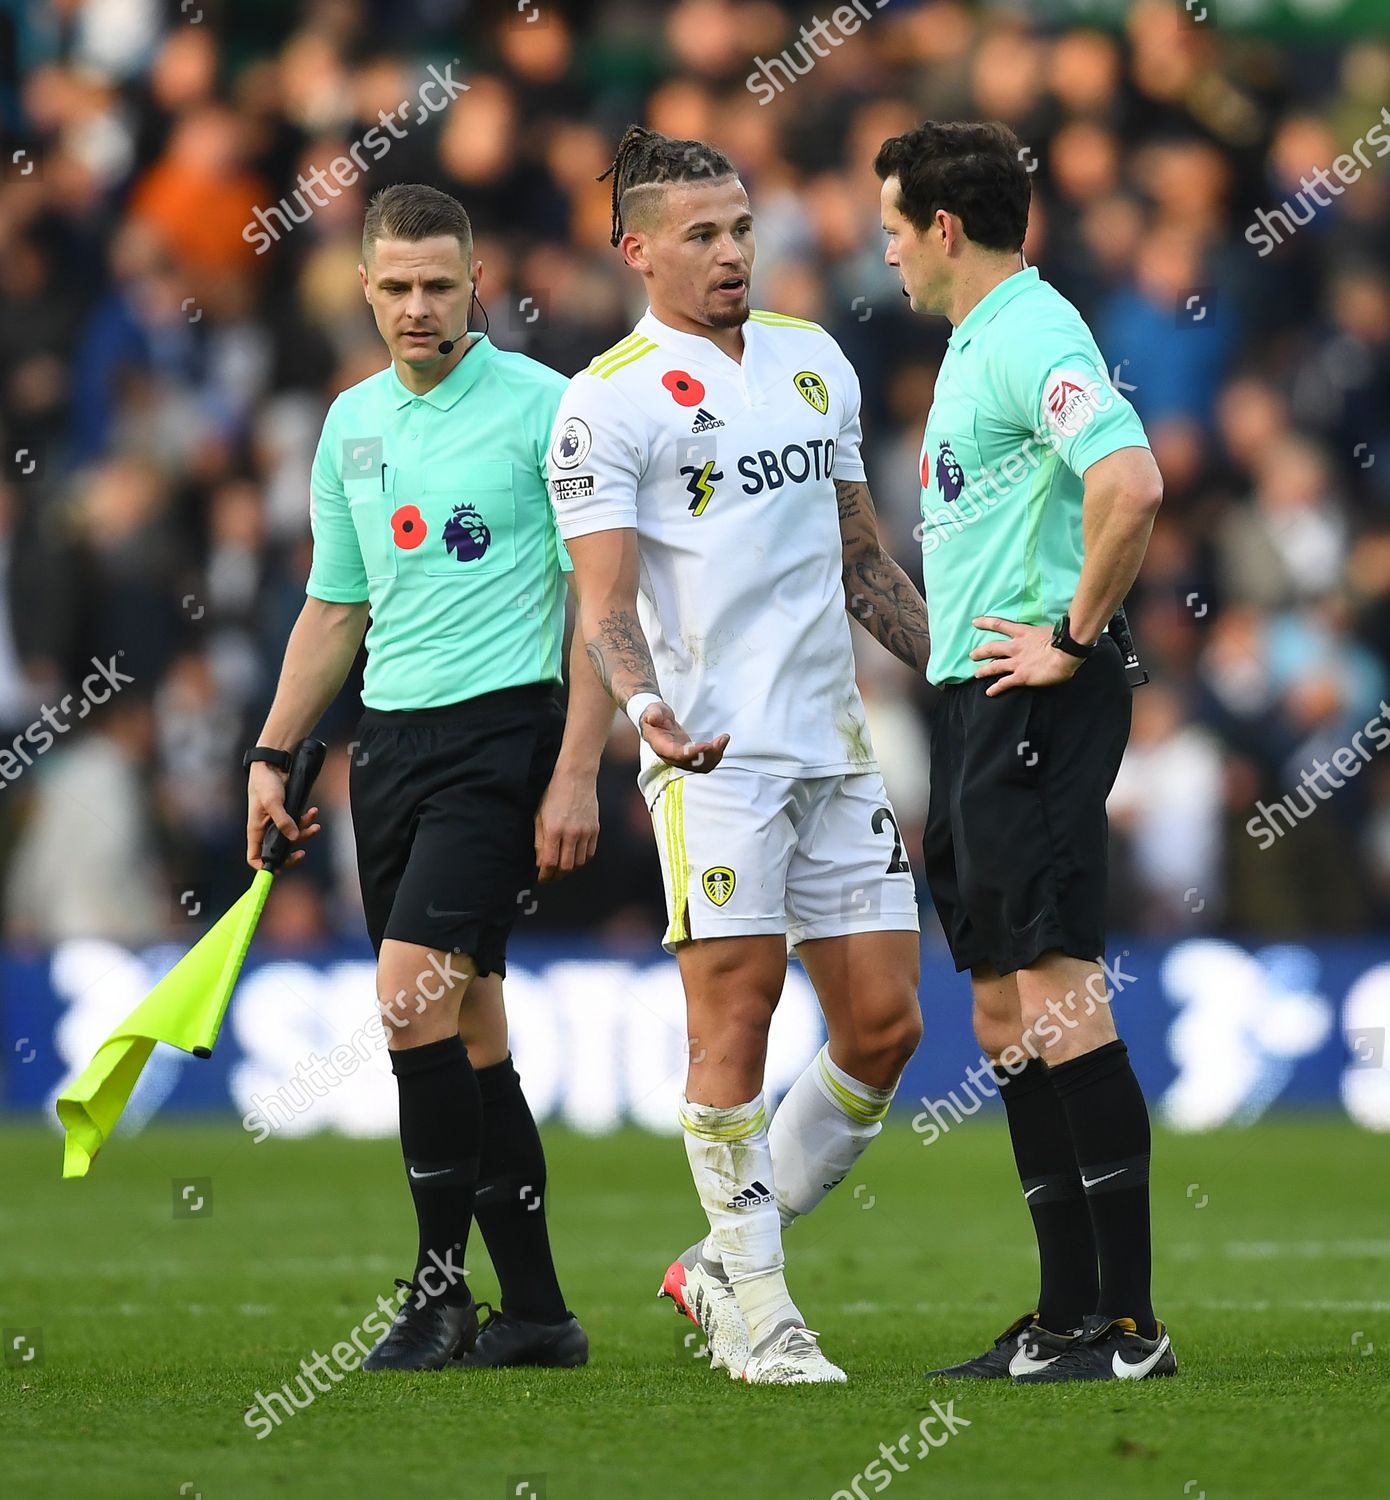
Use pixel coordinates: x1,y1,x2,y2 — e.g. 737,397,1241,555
996,327,1151,481
305,404,369,603
828,337,867,483
546,372,647,538
526,368,575,574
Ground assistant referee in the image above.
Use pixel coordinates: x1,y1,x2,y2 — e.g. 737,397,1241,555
875,123,1175,1383
245,184,611,1372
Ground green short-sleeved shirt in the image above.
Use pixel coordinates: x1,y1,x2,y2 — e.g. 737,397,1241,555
917,267,1151,686
306,336,572,711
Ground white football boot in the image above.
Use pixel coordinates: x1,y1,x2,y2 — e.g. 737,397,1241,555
741,1321,847,1385
659,1241,752,1380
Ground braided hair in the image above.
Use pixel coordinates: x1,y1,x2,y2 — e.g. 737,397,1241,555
598,125,738,247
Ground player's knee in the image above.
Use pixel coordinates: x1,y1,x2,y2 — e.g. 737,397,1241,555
709,987,778,1048
878,1021,922,1086
882,997,924,1071
838,992,922,1084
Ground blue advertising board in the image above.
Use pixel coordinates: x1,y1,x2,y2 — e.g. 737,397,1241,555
3,936,1388,1142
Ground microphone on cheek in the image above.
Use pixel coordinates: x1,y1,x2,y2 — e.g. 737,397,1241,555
438,290,489,355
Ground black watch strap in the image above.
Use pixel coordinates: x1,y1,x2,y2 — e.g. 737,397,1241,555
243,745,294,773
1051,614,1097,660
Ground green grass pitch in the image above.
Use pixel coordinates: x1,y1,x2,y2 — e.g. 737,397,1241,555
3,1116,1387,1499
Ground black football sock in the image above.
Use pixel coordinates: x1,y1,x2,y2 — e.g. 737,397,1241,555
1048,1038,1157,1339
390,1035,480,1306
994,1055,1098,1332
472,1056,568,1324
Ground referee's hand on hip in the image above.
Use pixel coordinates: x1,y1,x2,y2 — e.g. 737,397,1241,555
245,761,322,872
969,616,1082,697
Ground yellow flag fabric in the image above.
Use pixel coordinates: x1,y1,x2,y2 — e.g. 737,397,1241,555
56,869,274,1178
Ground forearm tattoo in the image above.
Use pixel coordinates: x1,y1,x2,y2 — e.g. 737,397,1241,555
587,608,661,707
835,479,932,676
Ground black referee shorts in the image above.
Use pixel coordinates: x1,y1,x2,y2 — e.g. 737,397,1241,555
922,635,1131,976
348,682,565,976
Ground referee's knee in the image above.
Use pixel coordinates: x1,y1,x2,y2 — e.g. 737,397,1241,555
376,940,476,1047
973,1011,1022,1063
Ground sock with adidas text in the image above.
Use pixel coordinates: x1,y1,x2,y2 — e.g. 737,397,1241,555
680,1092,802,1348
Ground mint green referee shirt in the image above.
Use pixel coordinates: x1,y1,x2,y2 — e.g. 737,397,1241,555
917,267,1151,686
306,336,572,711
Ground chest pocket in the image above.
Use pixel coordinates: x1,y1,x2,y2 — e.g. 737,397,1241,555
920,400,985,535
345,468,398,581
415,461,517,579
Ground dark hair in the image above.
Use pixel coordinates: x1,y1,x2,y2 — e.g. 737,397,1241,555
598,125,737,247
873,121,1030,252
362,183,472,263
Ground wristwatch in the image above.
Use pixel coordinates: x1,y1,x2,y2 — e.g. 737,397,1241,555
1050,614,1097,660
243,746,293,772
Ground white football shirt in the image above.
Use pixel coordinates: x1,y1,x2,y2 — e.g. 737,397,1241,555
549,307,878,796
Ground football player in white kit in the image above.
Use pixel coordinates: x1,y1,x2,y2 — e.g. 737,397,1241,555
550,127,934,1384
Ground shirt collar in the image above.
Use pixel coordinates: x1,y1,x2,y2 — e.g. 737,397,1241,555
948,267,1038,352
389,334,498,410
637,307,747,368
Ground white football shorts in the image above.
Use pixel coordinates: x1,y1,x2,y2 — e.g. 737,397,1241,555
646,765,920,954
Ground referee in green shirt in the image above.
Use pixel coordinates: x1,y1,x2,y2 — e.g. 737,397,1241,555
245,184,611,1371
875,123,1175,1383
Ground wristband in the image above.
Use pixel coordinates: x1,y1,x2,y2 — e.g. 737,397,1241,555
243,745,293,773
625,693,662,729
1050,614,1097,660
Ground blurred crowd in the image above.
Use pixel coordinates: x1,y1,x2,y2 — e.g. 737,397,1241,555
3,0,1390,954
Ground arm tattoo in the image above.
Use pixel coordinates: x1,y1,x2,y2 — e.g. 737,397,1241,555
845,549,933,675
835,478,932,676
587,608,660,707
836,478,865,523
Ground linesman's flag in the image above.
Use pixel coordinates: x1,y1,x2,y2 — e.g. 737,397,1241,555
55,739,325,1178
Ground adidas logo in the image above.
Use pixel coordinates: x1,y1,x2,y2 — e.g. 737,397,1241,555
725,1180,774,1209
691,407,724,433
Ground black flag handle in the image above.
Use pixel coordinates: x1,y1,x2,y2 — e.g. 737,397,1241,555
259,738,327,872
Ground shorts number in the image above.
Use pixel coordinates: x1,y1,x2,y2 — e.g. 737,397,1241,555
871,806,911,874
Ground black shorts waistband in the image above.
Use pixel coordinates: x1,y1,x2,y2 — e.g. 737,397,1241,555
359,680,560,726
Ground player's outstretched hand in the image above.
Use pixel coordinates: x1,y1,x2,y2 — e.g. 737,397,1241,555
535,770,600,882
969,616,1082,697
246,761,322,871
637,701,730,773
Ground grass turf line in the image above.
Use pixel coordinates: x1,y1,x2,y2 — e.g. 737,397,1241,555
2,1117,1387,1499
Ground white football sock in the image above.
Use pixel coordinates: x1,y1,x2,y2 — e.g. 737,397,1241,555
768,1043,897,1228
680,1093,802,1347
